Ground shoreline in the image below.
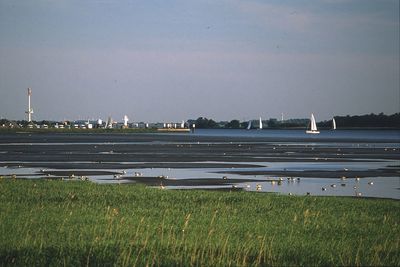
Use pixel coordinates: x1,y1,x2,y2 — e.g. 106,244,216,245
0,131,399,198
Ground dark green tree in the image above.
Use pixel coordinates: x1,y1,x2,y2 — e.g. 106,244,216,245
225,120,241,129
194,117,218,128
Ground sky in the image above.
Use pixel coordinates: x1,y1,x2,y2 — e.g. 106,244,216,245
0,0,398,122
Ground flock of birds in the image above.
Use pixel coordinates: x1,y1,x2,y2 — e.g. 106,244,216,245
68,167,375,197
1,165,377,198
218,166,378,197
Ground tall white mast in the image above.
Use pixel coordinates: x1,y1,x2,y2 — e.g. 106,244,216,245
26,88,33,122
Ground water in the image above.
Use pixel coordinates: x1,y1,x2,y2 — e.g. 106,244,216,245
190,129,400,142
244,176,399,199
0,129,399,199
1,161,398,199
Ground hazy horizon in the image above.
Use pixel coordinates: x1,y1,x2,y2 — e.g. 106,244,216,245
1,0,399,122
1,109,399,124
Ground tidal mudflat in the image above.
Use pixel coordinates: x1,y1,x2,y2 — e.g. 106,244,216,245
0,130,399,199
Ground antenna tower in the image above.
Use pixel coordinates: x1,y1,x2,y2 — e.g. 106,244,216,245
25,88,34,122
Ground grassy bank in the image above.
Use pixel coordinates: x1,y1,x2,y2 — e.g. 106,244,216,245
0,179,399,266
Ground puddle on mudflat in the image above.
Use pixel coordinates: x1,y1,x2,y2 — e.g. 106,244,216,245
0,163,398,199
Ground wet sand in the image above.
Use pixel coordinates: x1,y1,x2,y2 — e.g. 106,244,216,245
0,133,398,164
220,169,399,178
117,176,275,186
0,132,399,188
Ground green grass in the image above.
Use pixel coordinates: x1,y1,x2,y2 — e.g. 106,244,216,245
0,179,399,266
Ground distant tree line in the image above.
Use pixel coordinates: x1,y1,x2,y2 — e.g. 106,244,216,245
187,117,309,129
318,113,400,129
187,117,219,129
2,113,398,130
267,119,309,128
188,113,399,129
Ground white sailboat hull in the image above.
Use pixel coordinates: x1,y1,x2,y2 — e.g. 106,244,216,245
306,130,320,134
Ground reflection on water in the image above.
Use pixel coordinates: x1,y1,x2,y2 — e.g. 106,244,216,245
243,176,399,199
191,129,400,141
225,160,395,172
1,141,399,149
1,163,399,200
0,129,398,199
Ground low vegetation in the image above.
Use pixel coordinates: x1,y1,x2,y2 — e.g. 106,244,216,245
0,179,399,266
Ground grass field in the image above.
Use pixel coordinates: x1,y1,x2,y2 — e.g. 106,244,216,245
0,179,399,266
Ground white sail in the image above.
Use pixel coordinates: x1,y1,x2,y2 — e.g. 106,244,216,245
306,113,320,134
246,120,252,130
259,117,263,130
332,118,336,130
123,115,129,127
310,114,317,131
106,116,113,129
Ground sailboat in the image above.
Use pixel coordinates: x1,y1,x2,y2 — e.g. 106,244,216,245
306,113,320,134
258,117,263,130
246,120,252,130
332,117,337,130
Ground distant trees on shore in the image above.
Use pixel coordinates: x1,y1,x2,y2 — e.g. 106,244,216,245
187,117,218,129
1,113,398,130
317,113,400,129
188,113,399,129
225,120,241,129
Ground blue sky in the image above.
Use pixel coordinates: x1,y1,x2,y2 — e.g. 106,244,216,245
0,0,398,122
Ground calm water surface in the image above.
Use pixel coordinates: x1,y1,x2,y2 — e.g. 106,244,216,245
190,129,400,141
0,129,399,199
